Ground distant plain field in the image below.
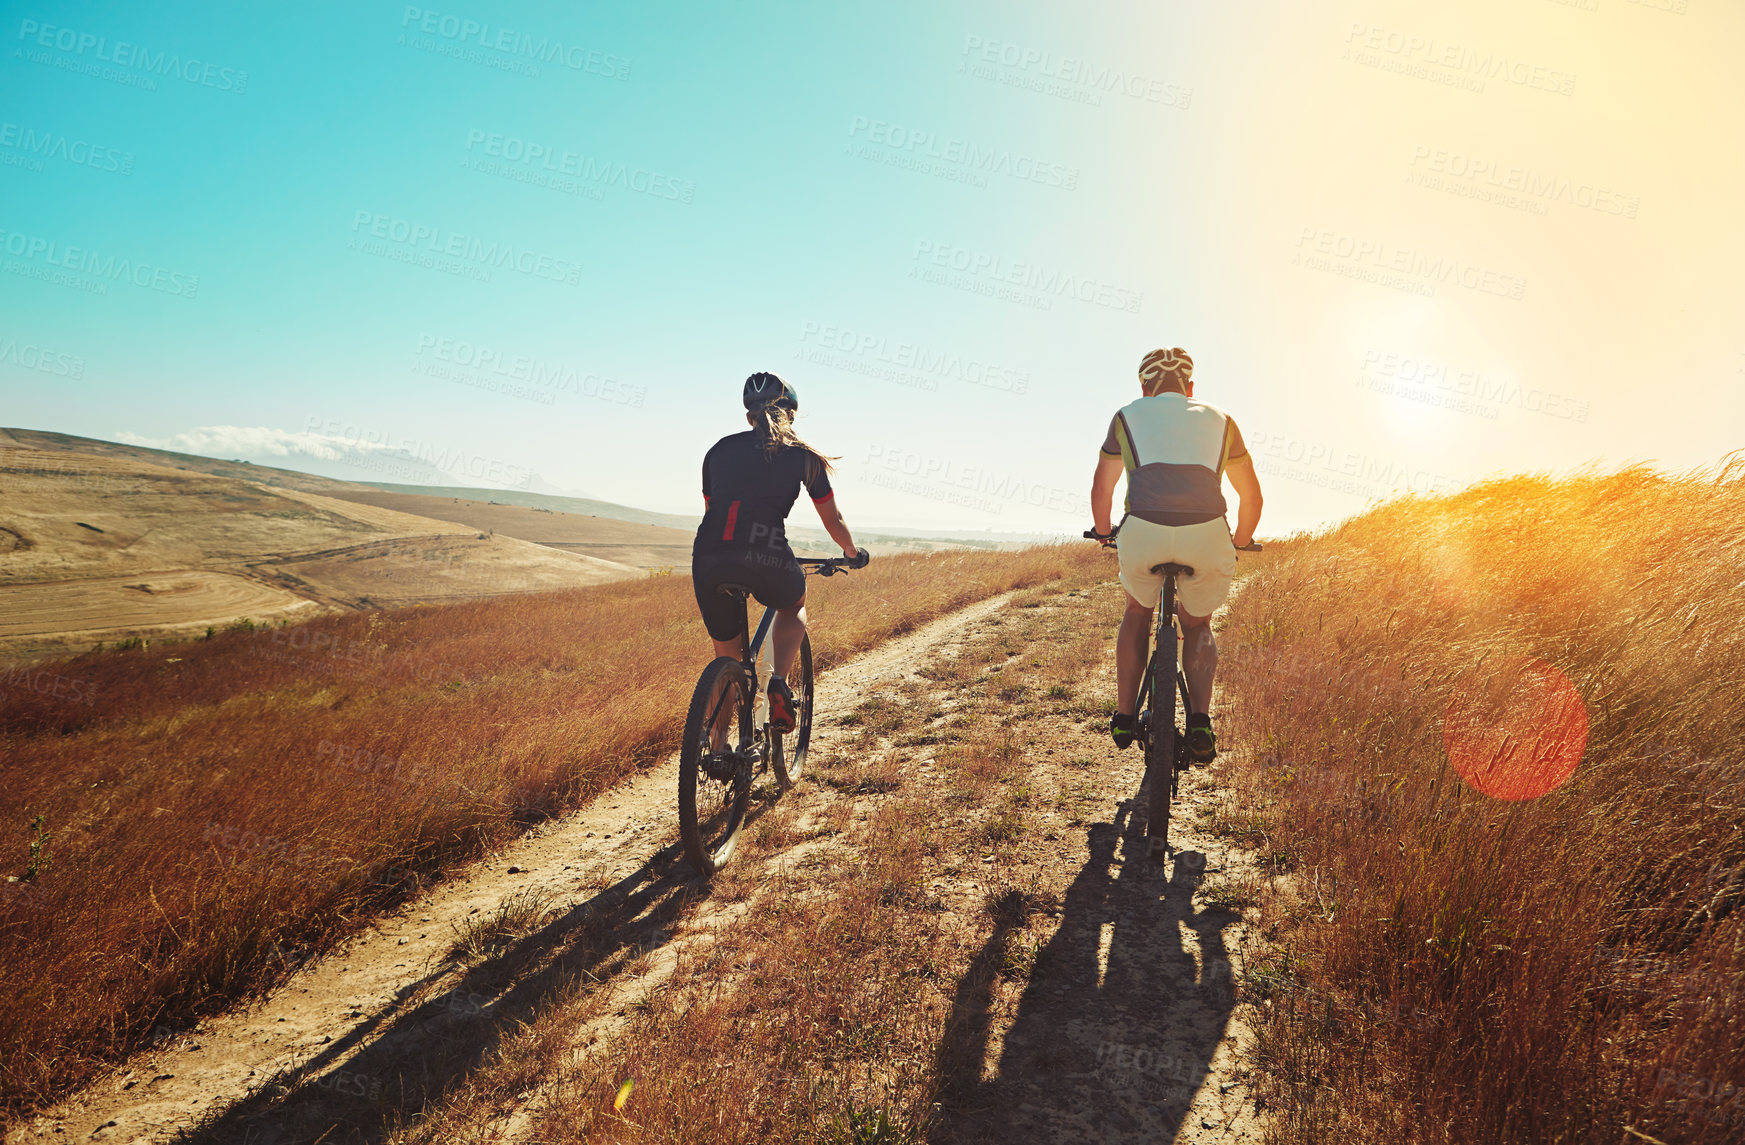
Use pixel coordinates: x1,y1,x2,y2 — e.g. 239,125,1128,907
0,571,319,640
318,488,709,569
0,442,638,658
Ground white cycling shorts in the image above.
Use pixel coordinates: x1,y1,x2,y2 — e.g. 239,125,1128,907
1116,516,1237,616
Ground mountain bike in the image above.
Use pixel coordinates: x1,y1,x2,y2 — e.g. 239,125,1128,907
1086,525,1261,862
679,552,868,876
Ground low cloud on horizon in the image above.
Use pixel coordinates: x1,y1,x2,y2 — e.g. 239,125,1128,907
115,424,545,492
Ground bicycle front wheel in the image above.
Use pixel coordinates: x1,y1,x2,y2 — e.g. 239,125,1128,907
772,634,814,788
679,657,753,876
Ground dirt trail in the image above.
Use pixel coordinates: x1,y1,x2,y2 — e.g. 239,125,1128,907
5,596,1013,1144
939,753,1268,1144
10,586,1270,1144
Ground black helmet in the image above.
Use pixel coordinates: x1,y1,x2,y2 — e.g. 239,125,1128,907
743,371,798,411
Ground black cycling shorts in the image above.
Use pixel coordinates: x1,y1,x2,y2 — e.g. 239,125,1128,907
692,548,806,642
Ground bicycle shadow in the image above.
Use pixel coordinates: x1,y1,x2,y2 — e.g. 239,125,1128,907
933,781,1241,1144
170,818,754,1145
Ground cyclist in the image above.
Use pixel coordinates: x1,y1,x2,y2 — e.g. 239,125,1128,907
693,372,866,732
1089,347,1263,762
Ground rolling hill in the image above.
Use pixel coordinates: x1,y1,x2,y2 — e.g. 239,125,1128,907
322,488,722,569
0,440,637,659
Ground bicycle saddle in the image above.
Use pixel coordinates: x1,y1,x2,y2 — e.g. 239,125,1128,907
715,582,754,597
1150,562,1193,577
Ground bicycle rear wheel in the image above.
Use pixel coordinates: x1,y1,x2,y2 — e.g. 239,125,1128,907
1146,596,1177,860
771,634,813,788
679,657,753,875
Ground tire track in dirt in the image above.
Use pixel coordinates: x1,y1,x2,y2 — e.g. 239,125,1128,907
5,595,1014,1145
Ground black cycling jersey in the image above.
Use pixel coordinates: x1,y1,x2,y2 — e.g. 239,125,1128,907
694,431,833,555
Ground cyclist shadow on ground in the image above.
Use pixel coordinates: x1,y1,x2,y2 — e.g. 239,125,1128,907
173,793,788,1145
933,785,1241,1144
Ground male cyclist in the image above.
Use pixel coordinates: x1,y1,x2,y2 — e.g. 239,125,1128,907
1089,347,1263,762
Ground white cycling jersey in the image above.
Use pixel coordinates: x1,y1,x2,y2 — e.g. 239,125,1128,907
1100,392,1247,526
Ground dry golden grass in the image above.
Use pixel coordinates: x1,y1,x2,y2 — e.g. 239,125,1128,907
0,544,1103,1119
1217,462,1745,1144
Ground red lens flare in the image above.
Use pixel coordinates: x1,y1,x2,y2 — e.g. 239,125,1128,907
1442,656,1589,801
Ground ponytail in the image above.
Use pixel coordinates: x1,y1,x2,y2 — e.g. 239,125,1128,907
750,403,836,481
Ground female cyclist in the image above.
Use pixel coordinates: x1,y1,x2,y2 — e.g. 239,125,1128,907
693,372,867,731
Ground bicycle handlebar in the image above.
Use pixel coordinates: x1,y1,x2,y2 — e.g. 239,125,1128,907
799,548,871,576
1084,526,1261,552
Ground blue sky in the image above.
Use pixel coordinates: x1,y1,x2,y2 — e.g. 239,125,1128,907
4,0,1742,534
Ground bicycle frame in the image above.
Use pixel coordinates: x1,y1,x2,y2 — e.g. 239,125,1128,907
694,596,773,778
718,597,777,769
701,556,856,770
1134,607,1193,758
1137,566,1192,858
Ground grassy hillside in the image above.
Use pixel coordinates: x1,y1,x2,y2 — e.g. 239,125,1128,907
0,545,1103,1118
362,482,700,531
326,488,725,569
1217,463,1744,1144
0,427,356,494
